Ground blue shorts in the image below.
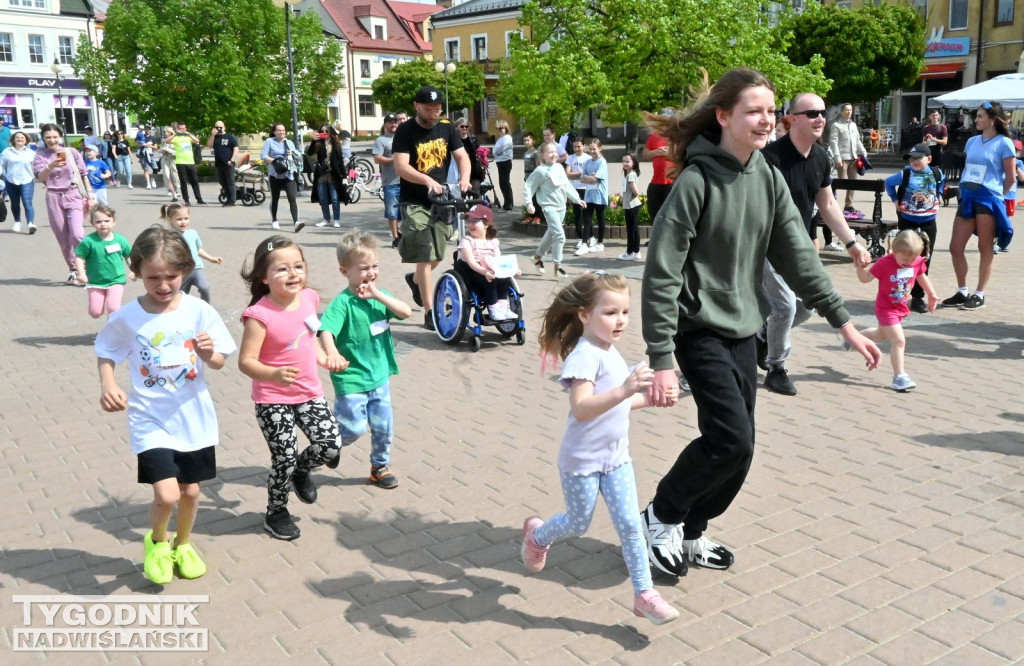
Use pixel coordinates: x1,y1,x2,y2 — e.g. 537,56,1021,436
383,184,401,221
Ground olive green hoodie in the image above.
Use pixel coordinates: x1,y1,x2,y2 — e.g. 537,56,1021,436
641,135,850,371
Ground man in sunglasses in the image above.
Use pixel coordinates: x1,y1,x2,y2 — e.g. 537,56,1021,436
206,121,238,206
758,93,871,396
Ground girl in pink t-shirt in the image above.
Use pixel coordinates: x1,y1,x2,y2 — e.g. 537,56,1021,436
853,230,939,392
238,236,346,541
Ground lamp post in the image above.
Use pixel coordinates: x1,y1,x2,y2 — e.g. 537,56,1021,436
50,58,65,130
272,0,301,147
434,60,456,117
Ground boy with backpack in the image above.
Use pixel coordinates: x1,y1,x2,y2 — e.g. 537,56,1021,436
884,143,944,314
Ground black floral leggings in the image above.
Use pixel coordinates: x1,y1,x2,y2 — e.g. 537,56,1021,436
255,397,341,512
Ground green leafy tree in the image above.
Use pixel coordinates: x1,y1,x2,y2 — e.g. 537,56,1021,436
74,0,343,135
778,3,925,105
371,59,486,116
499,0,830,138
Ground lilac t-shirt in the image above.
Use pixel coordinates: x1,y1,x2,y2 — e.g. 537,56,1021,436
557,337,632,475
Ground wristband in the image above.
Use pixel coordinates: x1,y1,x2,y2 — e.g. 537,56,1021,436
845,239,857,249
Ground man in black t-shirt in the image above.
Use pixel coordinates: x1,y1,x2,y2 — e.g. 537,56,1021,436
206,121,239,206
757,93,871,396
392,85,470,329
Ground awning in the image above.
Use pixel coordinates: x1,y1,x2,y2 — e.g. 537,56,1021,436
919,62,965,79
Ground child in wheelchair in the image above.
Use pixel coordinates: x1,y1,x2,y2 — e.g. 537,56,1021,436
456,204,520,321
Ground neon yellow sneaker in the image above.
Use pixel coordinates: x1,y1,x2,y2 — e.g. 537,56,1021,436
174,542,207,579
143,530,174,584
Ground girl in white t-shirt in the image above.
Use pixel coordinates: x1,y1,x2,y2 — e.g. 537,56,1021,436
618,154,643,261
238,236,344,541
95,227,237,585
521,272,680,625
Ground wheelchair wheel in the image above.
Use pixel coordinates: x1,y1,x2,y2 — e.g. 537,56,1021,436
496,279,523,339
254,190,266,204
469,336,481,352
434,270,470,345
217,191,226,204
241,191,255,206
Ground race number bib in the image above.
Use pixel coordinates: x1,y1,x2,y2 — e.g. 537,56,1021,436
962,164,985,184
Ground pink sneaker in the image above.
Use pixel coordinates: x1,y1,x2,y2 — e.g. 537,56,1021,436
521,516,549,572
633,589,680,625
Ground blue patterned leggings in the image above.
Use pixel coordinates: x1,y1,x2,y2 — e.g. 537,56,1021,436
255,397,341,512
534,462,652,594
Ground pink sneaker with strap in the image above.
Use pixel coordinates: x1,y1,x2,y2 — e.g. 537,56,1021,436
633,589,680,625
520,516,549,572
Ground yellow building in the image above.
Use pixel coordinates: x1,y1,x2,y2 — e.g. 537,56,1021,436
428,0,529,139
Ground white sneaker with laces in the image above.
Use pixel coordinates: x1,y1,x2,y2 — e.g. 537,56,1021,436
271,221,280,230
13,222,21,233
316,219,330,227
575,239,583,249
27,223,37,234
682,536,734,569
824,242,843,251
618,252,632,261
641,503,687,576
575,244,589,256
332,221,340,228
587,237,596,249
593,243,604,253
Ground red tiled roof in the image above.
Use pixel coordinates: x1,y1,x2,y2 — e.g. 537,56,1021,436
321,0,427,55
389,1,443,52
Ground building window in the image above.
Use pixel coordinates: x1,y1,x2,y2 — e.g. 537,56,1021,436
58,36,74,64
504,30,522,57
28,35,44,64
445,38,459,62
360,59,370,78
0,34,12,63
995,0,1013,25
835,0,851,8
10,0,46,7
473,36,487,61
358,95,375,117
909,0,926,15
374,25,384,40
382,60,392,72
949,0,968,30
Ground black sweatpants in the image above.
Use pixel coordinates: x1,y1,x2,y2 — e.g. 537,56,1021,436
652,329,757,540
176,164,203,203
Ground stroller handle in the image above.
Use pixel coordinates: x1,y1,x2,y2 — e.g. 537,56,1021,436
427,183,484,210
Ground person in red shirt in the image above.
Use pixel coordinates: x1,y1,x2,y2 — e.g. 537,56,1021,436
641,109,676,248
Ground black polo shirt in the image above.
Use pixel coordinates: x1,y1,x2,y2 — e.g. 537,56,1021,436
761,134,832,235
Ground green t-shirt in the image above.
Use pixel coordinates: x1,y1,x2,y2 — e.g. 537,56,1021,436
319,289,399,395
74,232,131,287
171,134,195,165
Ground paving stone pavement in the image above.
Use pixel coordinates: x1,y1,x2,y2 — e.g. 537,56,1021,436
1,166,1022,665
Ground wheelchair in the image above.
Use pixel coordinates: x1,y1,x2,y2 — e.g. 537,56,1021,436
429,185,526,352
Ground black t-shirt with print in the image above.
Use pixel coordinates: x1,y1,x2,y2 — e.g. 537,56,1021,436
392,118,462,207
762,134,832,234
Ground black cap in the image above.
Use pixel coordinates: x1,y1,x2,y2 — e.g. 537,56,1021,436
383,113,398,123
904,143,931,158
414,86,444,104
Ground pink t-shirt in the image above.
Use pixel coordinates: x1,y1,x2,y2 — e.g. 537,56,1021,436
870,253,926,319
242,289,324,404
458,236,500,270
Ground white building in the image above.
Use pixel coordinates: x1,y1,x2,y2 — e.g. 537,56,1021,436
0,0,102,133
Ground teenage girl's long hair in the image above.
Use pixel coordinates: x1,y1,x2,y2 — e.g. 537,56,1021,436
240,235,304,306
643,67,775,179
538,272,629,361
979,101,1012,138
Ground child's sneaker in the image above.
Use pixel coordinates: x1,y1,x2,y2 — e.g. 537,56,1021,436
633,590,680,625
173,542,207,579
264,509,300,540
291,470,317,504
592,243,605,253
143,530,174,584
533,256,545,274
891,373,917,392
370,465,398,489
521,515,549,572
682,535,734,569
554,267,568,277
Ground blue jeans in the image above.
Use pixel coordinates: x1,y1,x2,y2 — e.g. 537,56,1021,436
318,181,339,221
6,181,35,223
115,155,132,182
334,381,393,468
534,462,652,594
383,184,401,221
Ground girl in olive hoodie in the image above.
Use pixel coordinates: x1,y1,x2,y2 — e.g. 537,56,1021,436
637,68,882,579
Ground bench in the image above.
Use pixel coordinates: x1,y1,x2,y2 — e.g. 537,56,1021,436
827,178,897,259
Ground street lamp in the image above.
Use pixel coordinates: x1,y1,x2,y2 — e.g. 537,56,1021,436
434,60,456,117
50,57,65,130
272,0,301,148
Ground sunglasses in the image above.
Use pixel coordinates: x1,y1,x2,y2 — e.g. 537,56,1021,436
458,125,469,129
792,109,827,119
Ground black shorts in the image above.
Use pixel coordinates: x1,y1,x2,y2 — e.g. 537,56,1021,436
137,446,216,485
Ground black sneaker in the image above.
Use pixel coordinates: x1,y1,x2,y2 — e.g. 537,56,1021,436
764,367,797,396
682,536,734,570
755,331,768,371
941,292,969,308
405,272,422,307
391,234,401,249
959,294,985,310
291,471,317,504
424,310,435,331
264,509,300,540
370,465,399,489
641,503,687,577
554,267,568,277
909,297,928,314
325,449,341,470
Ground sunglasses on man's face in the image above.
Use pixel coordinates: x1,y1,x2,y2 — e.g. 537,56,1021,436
792,109,827,119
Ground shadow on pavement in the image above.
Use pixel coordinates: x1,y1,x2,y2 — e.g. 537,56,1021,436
14,334,96,348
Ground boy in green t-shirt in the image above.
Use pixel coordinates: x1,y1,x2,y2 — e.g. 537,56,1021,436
319,232,412,488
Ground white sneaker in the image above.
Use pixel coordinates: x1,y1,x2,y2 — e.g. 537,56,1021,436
271,221,280,230
332,221,340,228
127,183,134,189
632,252,642,261
293,221,305,233
146,183,153,190
587,237,596,248
617,252,632,261
593,243,604,253
487,305,504,321
575,239,583,249
824,242,843,251
27,223,37,234
315,220,330,227
167,191,175,198
575,244,590,256
12,222,21,233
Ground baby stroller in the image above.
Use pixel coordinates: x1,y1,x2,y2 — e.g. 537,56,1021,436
430,184,526,351
475,146,501,209
222,158,268,207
